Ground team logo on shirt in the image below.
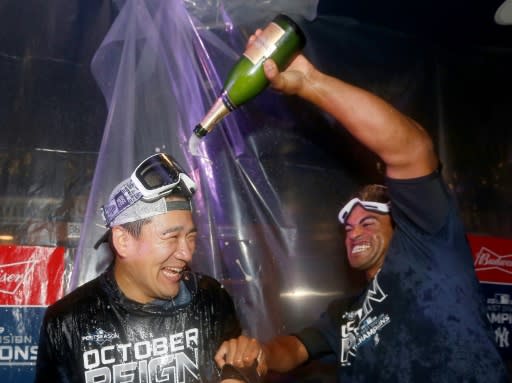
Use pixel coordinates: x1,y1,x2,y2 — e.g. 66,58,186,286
82,329,120,346
339,275,390,366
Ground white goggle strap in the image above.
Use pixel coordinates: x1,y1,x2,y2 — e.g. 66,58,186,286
338,198,390,224
178,173,197,197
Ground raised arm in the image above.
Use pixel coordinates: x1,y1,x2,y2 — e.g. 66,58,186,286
261,50,438,179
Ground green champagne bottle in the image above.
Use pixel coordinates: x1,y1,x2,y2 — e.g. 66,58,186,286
193,14,306,139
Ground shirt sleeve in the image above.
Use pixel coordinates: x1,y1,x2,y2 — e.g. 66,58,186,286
294,296,356,360
294,324,333,359
386,167,454,235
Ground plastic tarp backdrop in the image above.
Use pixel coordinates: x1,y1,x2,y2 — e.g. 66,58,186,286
74,0,323,341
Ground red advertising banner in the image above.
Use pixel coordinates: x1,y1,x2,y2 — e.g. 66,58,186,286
467,234,512,359
0,245,65,306
468,234,512,285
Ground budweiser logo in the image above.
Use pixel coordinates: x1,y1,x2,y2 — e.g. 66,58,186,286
0,260,39,296
0,245,65,305
474,247,512,275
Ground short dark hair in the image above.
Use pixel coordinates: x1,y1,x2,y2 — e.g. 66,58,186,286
104,218,151,257
120,218,152,239
351,184,394,227
354,184,390,204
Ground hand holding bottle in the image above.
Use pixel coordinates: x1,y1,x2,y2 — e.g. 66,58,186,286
191,14,306,141
249,30,315,98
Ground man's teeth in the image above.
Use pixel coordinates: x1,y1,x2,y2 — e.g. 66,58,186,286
352,244,370,254
163,267,183,275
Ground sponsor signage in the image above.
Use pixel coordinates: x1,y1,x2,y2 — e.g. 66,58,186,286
0,245,65,382
0,307,44,368
468,234,512,359
480,284,512,359
469,234,512,285
0,245,65,306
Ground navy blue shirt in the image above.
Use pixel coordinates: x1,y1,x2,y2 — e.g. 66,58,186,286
297,170,508,382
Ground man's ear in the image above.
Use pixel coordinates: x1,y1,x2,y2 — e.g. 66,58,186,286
112,226,132,259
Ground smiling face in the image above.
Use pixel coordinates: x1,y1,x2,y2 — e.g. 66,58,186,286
344,205,394,280
112,201,197,304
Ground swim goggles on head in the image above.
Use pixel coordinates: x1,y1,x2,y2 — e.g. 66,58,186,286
101,153,196,226
338,198,390,224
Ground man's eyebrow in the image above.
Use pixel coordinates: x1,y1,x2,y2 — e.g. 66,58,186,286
162,226,198,235
160,225,183,235
188,227,198,235
360,215,379,223
346,215,379,227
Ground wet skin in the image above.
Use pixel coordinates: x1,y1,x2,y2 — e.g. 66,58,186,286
114,208,197,303
344,205,393,280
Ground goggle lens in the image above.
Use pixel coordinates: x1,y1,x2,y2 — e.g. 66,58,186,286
131,153,195,201
135,156,181,190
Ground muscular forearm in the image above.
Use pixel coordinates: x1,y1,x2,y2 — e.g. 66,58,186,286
303,69,438,177
264,335,309,373
215,334,309,378
296,68,438,179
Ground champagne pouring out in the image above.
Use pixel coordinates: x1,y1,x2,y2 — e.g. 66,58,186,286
187,133,201,156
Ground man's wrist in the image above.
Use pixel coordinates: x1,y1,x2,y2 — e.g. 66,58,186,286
220,362,261,383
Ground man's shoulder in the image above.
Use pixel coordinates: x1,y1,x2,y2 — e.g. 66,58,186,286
386,168,458,234
44,274,105,320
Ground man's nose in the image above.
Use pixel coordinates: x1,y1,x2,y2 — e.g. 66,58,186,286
348,225,363,239
174,239,193,262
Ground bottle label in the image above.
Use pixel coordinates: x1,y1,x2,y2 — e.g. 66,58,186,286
243,22,285,65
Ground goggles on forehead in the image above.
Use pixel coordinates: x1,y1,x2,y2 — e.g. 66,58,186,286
101,153,196,226
338,198,390,224
131,153,196,200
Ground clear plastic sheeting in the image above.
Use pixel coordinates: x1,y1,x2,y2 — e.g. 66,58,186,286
182,0,319,27
72,0,325,340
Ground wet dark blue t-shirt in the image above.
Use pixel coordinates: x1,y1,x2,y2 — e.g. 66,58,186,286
297,170,508,382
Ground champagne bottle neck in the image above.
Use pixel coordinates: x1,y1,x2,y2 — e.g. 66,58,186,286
221,90,236,111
